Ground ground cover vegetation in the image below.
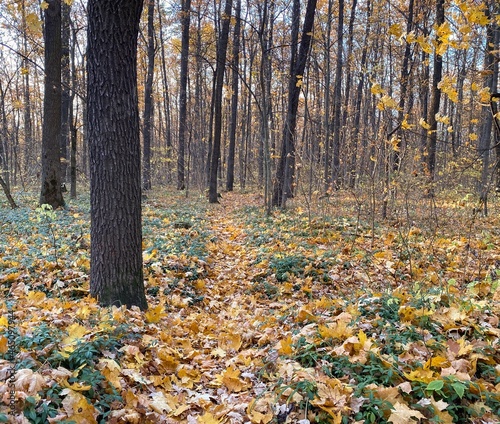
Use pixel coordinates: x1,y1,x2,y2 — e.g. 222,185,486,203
0,189,499,423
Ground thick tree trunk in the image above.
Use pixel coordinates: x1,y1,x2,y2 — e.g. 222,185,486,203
272,0,317,207
142,0,155,191
208,0,233,203
226,0,241,192
177,0,191,191
40,0,65,209
87,0,147,310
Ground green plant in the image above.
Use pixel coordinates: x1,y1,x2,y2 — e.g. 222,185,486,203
35,204,61,267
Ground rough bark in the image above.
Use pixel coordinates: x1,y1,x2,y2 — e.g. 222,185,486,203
272,0,318,207
226,0,241,192
425,0,444,182
331,0,344,187
142,0,155,191
60,1,71,182
39,0,65,209
87,0,147,310
177,0,191,191
208,0,233,203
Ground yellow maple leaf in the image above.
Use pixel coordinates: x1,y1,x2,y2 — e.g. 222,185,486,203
388,23,403,38
0,335,7,354
277,334,293,355
198,412,221,423
145,303,165,323
419,118,431,129
318,321,353,340
61,323,88,347
61,379,92,391
371,83,385,95
388,402,425,423
0,315,8,329
218,331,242,352
98,358,122,390
27,290,46,305
61,389,97,424
220,365,249,393
150,391,174,413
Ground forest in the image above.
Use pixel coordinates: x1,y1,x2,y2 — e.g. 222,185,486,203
0,0,500,423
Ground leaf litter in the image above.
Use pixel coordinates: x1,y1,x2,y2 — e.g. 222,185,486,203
0,191,499,423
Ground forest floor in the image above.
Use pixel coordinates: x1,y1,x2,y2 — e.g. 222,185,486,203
0,188,500,423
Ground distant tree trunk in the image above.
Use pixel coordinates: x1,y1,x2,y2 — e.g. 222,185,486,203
425,0,444,184
21,0,33,175
226,0,241,192
480,0,499,212
70,19,77,199
60,1,71,183
40,0,65,209
0,83,9,189
87,0,147,310
257,0,273,212
272,0,317,207
208,0,233,203
0,175,17,209
348,0,371,187
178,0,191,191
158,0,173,183
323,0,333,190
142,0,155,191
340,0,357,179
394,0,414,171
331,0,344,188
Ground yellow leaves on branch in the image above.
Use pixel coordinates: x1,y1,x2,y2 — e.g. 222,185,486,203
438,75,459,103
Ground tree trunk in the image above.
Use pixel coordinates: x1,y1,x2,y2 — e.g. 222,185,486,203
87,0,147,310
331,0,344,188
39,0,65,209
348,0,371,187
0,175,17,209
425,0,444,183
323,0,333,190
479,0,499,211
21,0,33,175
70,18,77,199
60,1,71,183
178,0,191,191
394,0,414,171
142,0,155,191
225,0,241,192
208,0,233,203
158,0,173,184
272,0,318,207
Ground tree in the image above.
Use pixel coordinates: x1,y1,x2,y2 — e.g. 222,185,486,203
39,0,65,209
142,0,155,191
177,0,191,191
208,0,233,203
272,0,318,207
87,0,147,310
225,0,241,192
425,0,445,184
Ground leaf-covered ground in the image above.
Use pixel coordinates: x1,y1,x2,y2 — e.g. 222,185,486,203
0,190,499,423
